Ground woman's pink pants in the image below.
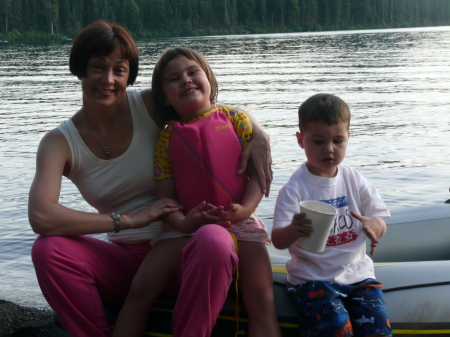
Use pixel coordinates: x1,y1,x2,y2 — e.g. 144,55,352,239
31,225,238,337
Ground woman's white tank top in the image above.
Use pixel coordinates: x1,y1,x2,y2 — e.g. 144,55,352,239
58,90,161,243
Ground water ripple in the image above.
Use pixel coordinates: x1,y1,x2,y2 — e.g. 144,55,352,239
1,27,450,308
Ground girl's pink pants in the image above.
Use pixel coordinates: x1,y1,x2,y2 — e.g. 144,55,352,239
31,224,238,337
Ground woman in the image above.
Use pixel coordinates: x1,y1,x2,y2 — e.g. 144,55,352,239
28,21,272,337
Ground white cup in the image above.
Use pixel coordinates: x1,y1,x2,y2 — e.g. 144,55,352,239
300,200,337,253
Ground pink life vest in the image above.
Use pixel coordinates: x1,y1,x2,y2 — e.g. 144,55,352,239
169,110,248,213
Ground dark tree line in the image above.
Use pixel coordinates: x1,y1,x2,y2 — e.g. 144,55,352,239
1,0,450,41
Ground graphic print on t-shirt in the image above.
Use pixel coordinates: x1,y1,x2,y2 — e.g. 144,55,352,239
320,196,358,247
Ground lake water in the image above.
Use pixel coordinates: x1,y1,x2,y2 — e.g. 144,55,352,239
1,26,450,309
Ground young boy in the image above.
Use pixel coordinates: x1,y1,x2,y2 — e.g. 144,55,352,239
272,94,392,337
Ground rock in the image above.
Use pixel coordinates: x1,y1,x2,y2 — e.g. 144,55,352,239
0,299,69,337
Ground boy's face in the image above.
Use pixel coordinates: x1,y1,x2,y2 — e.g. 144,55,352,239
296,121,350,178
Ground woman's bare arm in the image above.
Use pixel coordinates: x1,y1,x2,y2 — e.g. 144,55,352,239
141,89,166,128
28,129,179,236
240,112,272,197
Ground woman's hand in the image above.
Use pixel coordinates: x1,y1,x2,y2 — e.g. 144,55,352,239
239,114,272,197
123,198,182,230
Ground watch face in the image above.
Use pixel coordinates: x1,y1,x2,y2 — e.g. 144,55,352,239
110,213,121,232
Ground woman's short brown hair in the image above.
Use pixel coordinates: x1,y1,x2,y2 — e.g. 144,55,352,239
152,47,218,121
69,20,139,86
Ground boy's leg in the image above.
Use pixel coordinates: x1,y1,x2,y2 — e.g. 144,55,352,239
31,235,149,337
112,238,189,337
238,241,281,337
286,281,353,337
172,224,239,337
347,279,392,337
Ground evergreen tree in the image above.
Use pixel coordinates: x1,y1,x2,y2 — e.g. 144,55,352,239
229,0,238,31
257,0,267,27
1,0,450,41
9,0,22,32
83,0,99,27
49,0,59,34
329,0,340,28
152,0,167,30
279,0,285,28
59,0,72,34
318,0,330,28
97,0,113,22
198,0,213,27
0,0,12,35
126,0,142,33
237,0,252,25
223,0,231,27
304,0,318,29
21,0,35,31
287,0,299,28
70,0,84,32
353,0,373,26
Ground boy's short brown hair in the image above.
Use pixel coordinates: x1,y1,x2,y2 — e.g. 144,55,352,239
69,20,139,86
298,94,351,132
152,47,218,121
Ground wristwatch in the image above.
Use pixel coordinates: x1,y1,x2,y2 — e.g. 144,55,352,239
109,212,121,233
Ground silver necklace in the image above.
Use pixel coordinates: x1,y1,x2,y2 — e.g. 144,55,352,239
82,110,120,157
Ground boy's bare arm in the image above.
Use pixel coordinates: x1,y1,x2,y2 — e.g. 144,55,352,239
272,213,313,249
351,212,387,256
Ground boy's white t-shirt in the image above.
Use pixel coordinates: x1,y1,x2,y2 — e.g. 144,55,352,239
273,163,390,286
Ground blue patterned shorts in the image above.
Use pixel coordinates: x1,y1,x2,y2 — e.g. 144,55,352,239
287,279,392,337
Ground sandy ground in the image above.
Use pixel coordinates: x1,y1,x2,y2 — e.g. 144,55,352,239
0,300,69,337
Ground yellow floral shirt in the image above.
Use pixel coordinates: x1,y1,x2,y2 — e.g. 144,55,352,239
153,107,252,180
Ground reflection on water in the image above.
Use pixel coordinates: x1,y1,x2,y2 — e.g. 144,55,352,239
1,26,450,308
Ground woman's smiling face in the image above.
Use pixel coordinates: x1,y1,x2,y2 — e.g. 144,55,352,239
81,49,130,109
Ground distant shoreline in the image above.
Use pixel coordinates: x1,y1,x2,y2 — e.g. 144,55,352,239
0,299,68,337
2,24,450,44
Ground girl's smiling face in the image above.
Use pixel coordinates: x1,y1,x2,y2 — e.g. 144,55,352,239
296,121,350,178
162,56,212,119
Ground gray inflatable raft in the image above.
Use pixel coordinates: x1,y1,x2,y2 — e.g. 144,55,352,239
269,203,450,336
371,203,450,336
105,204,450,336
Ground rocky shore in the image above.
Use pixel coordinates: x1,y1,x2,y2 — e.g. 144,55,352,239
0,300,69,337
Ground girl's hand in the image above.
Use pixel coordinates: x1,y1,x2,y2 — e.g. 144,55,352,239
178,201,231,234
291,213,313,237
350,212,387,256
214,203,250,224
124,198,182,229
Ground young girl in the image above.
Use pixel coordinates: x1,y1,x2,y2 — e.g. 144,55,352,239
113,47,281,337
